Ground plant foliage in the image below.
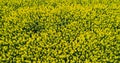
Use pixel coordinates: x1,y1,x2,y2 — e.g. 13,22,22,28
0,0,120,63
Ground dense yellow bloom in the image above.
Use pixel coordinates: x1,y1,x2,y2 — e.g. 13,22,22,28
0,0,120,63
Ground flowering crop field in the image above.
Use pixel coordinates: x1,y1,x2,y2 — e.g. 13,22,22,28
0,0,120,63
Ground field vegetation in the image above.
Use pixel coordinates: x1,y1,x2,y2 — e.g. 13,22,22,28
0,0,120,63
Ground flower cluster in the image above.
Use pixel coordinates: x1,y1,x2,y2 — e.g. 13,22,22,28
0,0,120,63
